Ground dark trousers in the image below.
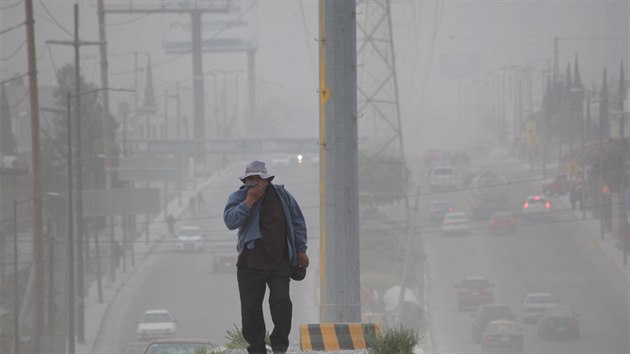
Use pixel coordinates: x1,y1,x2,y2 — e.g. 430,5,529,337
237,265,292,354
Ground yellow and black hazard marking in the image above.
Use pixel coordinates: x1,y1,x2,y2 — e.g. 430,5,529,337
300,323,381,351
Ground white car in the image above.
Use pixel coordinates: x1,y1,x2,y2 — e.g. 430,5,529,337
442,212,470,235
430,166,458,191
176,226,204,252
137,309,177,340
520,292,559,323
522,195,551,220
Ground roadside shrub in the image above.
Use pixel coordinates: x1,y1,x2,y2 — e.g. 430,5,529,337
224,323,270,350
366,324,420,354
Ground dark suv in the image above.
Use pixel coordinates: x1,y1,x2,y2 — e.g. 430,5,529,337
471,304,515,343
455,276,494,310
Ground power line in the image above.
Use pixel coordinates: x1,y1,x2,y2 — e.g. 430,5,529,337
0,0,22,12
36,0,72,38
0,40,26,61
0,21,26,36
0,89,29,110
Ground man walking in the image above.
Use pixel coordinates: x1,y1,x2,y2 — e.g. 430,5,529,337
223,160,309,354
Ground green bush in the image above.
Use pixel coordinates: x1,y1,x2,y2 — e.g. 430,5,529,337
367,324,420,354
224,323,270,350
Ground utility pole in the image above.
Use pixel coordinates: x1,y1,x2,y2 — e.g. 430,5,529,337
66,93,76,354
619,61,627,265
24,1,45,351
98,0,111,304
104,4,230,162
46,5,104,343
320,0,360,323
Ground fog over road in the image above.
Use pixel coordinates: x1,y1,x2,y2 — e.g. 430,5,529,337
417,157,628,354
101,159,321,352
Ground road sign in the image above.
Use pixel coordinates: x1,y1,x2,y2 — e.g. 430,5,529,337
564,160,581,176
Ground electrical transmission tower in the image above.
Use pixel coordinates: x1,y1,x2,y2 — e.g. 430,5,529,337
356,0,408,202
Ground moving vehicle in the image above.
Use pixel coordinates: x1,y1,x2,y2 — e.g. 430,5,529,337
469,171,510,220
488,211,517,234
429,200,455,223
430,165,458,191
520,293,558,323
137,310,177,340
471,304,516,343
175,226,204,252
480,320,524,353
143,338,216,354
210,232,237,273
542,174,581,196
537,306,580,339
455,276,494,310
521,196,551,221
442,212,470,235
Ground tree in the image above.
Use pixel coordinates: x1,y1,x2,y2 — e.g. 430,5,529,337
41,64,116,222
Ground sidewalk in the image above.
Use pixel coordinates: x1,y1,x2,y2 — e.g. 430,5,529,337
515,156,629,285
75,170,225,354
555,193,630,285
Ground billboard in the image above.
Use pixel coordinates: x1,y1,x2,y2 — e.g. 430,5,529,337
162,0,258,53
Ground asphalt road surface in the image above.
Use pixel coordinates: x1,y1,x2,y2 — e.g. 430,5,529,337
110,157,321,352
418,156,628,354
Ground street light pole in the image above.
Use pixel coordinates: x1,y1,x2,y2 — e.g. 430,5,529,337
66,92,76,354
13,199,19,354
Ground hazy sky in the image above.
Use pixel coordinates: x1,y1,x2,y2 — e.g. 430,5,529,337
0,0,627,154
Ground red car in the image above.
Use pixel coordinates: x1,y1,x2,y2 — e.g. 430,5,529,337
455,276,495,310
488,211,517,234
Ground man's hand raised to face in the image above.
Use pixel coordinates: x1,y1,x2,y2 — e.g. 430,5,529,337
244,177,269,208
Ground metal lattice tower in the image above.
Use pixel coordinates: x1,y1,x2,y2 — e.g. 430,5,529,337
356,0,408,201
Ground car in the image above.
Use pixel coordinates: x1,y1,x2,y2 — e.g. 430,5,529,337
430,165,458,191
471,304,516,343
488,211,517,234
210,232,237,273
442,212,470,235
429,200,455,223
122,342,150,354
455,276,494,310
175,226,204,252
480,320,524,353
137,310,177,340
143,338,216,354
521,195,551,221
537,306,580,339
520,293,559,323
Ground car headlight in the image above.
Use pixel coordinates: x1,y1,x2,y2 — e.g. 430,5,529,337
297,154,303,164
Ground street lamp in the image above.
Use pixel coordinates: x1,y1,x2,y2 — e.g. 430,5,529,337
12,192,60,354
67,87,133,353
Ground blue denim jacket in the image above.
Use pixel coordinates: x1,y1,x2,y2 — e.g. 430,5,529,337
223,183,307,266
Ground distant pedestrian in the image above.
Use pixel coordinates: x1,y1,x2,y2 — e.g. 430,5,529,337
224,160,309,354
189,196,197,216
197,191,206,212
167,214,176,236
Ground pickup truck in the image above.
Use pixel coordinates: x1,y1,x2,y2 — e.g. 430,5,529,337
542,175,581,196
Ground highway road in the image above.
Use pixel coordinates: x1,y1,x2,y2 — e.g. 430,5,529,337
109,158,321,352
417,156,628,354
